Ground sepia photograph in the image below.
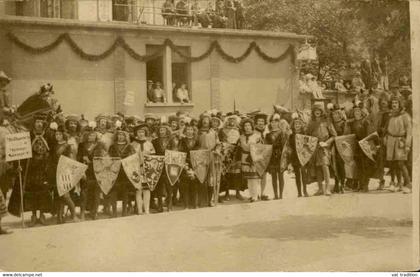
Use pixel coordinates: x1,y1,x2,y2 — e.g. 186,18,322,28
0,0,418,273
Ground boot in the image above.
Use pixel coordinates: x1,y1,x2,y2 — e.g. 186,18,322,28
377,179,385,190
29,214,37,227
235,191,243,201
0,227,12,235
39,213,47,225
225,191,231,201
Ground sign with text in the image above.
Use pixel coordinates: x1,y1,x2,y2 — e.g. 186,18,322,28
5,132,32,162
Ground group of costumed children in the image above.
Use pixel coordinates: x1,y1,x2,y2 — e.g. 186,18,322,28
0,93,412,233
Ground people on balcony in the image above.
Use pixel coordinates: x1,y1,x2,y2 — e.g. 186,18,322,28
159,0,245,30
162,0,176,26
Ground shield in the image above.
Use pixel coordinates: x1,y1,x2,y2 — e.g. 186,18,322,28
56,155,88,197
93,157,121,195
335,135,356,163
250,144,273,177
359,132,379,162
221,142,239,174
121,154,142,190
295,134,318,166
165,150,187,186
280,140,292,173
190,150,211,184
143,155,165,191
335,134,357,178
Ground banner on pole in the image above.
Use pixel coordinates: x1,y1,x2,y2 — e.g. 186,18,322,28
5,132,32,162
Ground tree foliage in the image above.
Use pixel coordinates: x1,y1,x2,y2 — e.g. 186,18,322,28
244,0,411,82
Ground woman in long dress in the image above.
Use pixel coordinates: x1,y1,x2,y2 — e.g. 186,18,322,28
237,118,263,202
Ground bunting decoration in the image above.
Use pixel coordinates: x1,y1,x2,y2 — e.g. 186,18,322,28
7,32,296,64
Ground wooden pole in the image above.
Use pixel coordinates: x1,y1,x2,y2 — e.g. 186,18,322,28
18,160,25,228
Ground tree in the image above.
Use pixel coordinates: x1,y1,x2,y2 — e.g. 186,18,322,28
244,0,411,83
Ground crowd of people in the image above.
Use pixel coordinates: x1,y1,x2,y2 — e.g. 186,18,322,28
161,0,245,29
0,69,413,235
299,53,403,100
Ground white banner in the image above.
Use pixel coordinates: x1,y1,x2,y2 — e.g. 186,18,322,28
5,132,32,162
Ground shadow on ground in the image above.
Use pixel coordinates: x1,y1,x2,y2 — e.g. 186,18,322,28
202,215,412,241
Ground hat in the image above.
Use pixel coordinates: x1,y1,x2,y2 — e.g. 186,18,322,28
39,83,54,95
111,114,123,123
312,103,324,113
34,112,48,122
168,114,179,123
147,80,153,84
211,116,223,128
65,114,80,123
144,113,157,121
133,123,149,136
273,105,290,114
268,113,281,122
199,112,212,121
254,112,268,123
0,71,11,83
95,113,109,122
114,129,131,143
224,114,241,125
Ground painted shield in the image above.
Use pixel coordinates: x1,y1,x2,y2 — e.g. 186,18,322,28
250,144,273,177
295,134,318,166
165,150,187,186
359,132,379,162
56,155,88,197
221,142,239,174
190,150,211,184
335,135,356,164
93,157,121,195
335,135,357,178
121,154,142,190
280,139,292,173
143,155,165,191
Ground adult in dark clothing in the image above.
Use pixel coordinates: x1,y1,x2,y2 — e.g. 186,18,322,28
179,124,200,209
78,125,107,220
108,130,135,217
152,123,172,212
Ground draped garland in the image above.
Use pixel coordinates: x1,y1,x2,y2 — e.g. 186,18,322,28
7,32,296,64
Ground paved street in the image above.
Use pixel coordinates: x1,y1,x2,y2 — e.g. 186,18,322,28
0,174,414,272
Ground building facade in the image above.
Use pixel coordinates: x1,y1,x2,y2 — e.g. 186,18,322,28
0,10,308,118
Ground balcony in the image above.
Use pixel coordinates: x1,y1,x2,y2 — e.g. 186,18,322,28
0,0,246,30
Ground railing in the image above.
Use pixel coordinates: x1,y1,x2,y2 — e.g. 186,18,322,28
3,0,244,29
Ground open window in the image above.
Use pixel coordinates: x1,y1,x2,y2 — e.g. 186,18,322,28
146,45,165,103
172,46,191,103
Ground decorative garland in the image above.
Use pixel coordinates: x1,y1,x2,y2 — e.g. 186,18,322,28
6,32,295,64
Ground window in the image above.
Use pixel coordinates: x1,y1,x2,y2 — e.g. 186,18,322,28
11,0,76,19
40,0,61,18
146,45,165,103
112,0,129,21
145,44,192,106
172,46,191,104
